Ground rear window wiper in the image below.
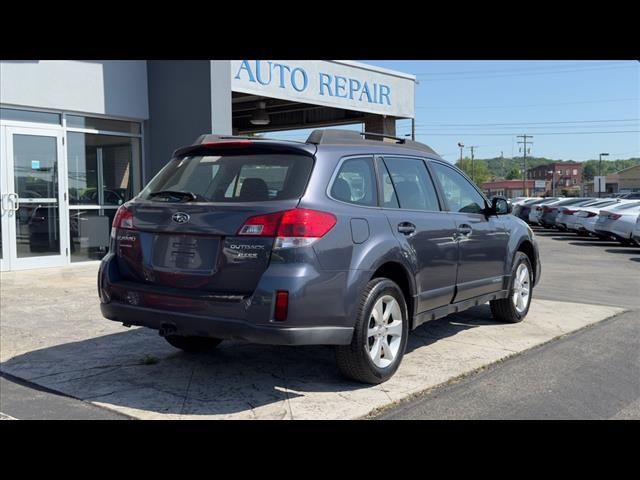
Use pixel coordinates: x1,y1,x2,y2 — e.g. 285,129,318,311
148,190,198,201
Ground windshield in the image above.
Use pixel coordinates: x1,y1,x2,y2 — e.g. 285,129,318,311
140,153,313,202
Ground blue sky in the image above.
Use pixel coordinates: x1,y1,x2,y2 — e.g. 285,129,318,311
268,60,639,163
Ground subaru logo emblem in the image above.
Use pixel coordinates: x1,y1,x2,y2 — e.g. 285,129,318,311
172,212,190,224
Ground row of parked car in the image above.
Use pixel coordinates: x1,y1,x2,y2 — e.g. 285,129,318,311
511,195,640,246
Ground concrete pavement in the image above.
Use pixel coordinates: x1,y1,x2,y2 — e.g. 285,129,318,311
0,259,623,419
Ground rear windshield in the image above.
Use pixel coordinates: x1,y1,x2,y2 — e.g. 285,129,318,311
140,153,313,202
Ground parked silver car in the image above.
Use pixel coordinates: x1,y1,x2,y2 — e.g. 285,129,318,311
566,199,622,235
593,202,640,245
632,214,640,245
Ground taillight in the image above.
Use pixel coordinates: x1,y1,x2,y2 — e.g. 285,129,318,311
238,208,337,249
585,212,597,218
608,213,622,220
112,205,134,229
564,209,577,215
542,206,556,213
274,291,289,321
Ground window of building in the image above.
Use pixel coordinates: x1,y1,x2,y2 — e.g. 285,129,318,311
566,169,570,176
67,132,141,262
0,108,61,125
331,157,377,206
573,169,578,176
382,156,440,211
66,115,141,134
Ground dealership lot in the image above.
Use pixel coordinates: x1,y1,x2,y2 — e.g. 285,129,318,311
0,231,636,420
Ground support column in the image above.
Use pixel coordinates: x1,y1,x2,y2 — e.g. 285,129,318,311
363,115,397,140
210,61,232,135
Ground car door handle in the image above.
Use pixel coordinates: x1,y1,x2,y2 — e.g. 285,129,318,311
457,224,473,237
397,222,416,235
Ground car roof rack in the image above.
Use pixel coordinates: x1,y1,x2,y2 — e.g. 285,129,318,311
306,129,438,156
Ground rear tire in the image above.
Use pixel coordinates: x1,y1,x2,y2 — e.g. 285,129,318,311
164,335,222,353
335,278,409,384
490,252,533,324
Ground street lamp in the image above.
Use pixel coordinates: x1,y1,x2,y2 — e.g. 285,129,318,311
458,142,464,169
598,152,609,197
548,170,560,197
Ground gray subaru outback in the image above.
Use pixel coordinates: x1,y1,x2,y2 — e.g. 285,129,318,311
99,129,541,384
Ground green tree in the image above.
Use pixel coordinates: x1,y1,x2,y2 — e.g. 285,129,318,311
456,158,491,185
505,167,521,180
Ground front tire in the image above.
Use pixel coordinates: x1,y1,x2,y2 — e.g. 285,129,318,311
335,278,409,384
490,252,533,323
164,335,222,353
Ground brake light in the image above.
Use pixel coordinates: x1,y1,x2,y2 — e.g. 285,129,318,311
542,206,556,213
274,291,289,321
608,213,622,220
564,209,577,215
202,140,252,148
112,205,134,229
238,208,337,249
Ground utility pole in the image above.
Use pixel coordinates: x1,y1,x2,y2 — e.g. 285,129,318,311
517,135,533,196
598,152,609,198
458,142,465,170
468,146,479,182
500,151,505,178
411,118,415,141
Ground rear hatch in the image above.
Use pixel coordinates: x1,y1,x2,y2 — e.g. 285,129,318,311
112,141,315,295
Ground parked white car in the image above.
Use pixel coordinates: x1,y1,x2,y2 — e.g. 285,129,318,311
633,214,640,245
567,199,623,234
594,202,640,245
528,198,565,225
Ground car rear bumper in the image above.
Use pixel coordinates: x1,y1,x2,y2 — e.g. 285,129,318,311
98,253,358,345
100,302,353,345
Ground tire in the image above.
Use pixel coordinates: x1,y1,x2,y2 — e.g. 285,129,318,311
164,335,222,353
335,278,409,384
490,252,533,324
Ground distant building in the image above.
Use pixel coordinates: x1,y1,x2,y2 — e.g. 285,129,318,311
527,162,583,196
583,164,640,195
481,179,535,198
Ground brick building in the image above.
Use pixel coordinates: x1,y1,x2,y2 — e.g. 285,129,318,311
528,162,582,195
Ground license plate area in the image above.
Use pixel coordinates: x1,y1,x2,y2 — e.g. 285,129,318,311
152,234,219,274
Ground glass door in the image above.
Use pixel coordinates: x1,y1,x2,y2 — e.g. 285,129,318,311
1,126,67,270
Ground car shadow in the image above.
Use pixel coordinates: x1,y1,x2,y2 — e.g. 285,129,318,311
0,305,495,417
630,258,640,263
550,236,599,242
568,241,622,247
605,248,640,254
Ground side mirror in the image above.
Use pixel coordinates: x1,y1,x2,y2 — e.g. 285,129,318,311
490,196,511,215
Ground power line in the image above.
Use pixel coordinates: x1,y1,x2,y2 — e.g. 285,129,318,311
411,61,627,76
413,130,640,136
416,98,640,110
416,64,639,81
413,124,639,132
414,118,640,127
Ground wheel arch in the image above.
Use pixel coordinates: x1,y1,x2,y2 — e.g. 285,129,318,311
370,261,416,329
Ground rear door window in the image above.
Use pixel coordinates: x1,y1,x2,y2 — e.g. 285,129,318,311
382,156,440,211
140,153,313,202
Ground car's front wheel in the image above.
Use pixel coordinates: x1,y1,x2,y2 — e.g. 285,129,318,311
164,335,222,353
335,278,409,384
490,251,533,323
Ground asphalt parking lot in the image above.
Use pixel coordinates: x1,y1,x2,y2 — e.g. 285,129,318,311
0,227,636,420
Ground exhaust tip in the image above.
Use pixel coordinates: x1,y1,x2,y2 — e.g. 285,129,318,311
159,323,177,337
